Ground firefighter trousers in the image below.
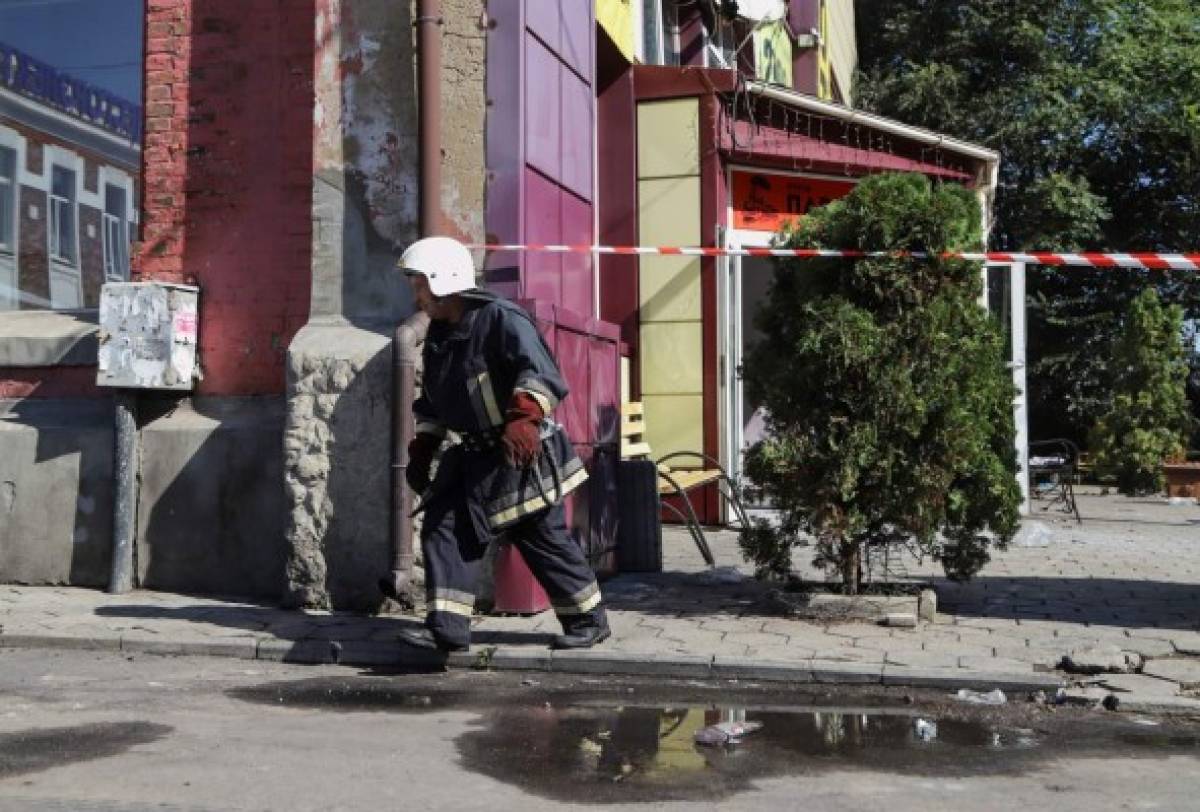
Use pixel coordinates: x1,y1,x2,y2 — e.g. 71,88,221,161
421,495,605,647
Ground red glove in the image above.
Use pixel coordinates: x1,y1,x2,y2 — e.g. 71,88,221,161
406,433,441,493
501,392,544,467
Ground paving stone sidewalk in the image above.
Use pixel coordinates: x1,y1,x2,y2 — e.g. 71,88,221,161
2,489,1199,707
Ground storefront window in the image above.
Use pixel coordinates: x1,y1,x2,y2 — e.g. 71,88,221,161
0,0,142,310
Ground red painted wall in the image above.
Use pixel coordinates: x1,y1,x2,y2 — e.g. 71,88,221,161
135,0,314,397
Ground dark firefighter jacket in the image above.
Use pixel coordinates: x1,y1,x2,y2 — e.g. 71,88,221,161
413,289,587,547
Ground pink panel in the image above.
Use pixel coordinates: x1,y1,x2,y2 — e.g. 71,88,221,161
559,0,592,79
533,316,556,356
560,70,594,202
523,34,561,182
485,0,523,278
525,0,559,53
590,336,619,444
523,168,561,304
555,328,590,444
560,190,593,318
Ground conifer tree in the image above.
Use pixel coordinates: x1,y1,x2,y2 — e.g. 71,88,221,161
742,173,1021,593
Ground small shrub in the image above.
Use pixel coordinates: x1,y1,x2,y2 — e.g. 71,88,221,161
737,518,795,582
1089,288,1193,494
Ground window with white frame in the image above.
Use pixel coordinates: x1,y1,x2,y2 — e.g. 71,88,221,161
0,146,15,255
642,0,680,66
103,183,129,281
49,165,77,266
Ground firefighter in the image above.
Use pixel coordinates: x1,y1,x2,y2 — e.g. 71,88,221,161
395,236,610,652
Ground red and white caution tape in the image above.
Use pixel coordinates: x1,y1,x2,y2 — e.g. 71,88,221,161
473,244,1200,271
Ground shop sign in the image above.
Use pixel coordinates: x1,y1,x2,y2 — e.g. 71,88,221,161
0,41,142,143
731,171,856,232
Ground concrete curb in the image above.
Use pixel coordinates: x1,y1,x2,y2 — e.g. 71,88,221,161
0,630,1065,692
1111,695,1200,716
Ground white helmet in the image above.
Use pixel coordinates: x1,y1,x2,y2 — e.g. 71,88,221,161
398,236,477,297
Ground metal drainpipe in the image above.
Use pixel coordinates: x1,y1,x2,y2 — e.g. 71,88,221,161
383,311,429,603
383,0,441,604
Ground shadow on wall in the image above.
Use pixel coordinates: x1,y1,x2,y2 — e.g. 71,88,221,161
127,0,318,600
277,0,424,611
137,396,288,600
0,397,115,587
319,337,396,611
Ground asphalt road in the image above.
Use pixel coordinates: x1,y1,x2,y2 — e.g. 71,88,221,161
1,648,1198,811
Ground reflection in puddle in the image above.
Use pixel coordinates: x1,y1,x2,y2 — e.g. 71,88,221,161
229,680,1200,804
455,706,1062,803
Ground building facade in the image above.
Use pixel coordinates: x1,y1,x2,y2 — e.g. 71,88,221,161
0,1,1001,610
0,42,140,311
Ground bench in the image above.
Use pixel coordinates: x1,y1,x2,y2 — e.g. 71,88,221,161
620,402,750,566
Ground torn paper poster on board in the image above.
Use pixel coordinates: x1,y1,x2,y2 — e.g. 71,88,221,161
97,282,200,391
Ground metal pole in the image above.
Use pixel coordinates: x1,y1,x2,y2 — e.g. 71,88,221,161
108,390,138,594
1011,262,1031,515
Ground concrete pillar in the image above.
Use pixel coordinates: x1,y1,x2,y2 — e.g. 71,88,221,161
282,0,486,610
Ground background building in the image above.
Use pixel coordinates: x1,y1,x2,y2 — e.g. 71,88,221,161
0,41,140,310
0,1,1001,611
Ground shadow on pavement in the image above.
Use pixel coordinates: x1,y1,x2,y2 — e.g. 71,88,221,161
92,603,557,652
935,576,1200,632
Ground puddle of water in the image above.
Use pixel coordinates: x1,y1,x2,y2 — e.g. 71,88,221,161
231,678,1200,804
0,722,172,779
455,706,1061,803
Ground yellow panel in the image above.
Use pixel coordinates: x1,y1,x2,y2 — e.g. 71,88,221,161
639,255,702,322
753,20,793,87
642,395,704,460
596,0,636,63
640,321,702,395
637,99,699,179
638,176,701,246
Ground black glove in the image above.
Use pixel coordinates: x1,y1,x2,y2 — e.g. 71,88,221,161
406,433,440,493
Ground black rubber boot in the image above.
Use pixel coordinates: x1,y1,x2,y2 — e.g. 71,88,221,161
551,623,611,650
397,627,469,653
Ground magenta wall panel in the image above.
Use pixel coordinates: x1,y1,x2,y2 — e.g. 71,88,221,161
524,35,561,183
525,0,560,52
559,0,592,80
484,1,523,282
485,2,626,574
523,168,562,304
560,191,594,317
555,327,591,443
589,336,620,444
560,71,594,200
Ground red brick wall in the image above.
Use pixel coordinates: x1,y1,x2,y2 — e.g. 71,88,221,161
79,205,104,307
17,186,48,309
135,0,315,397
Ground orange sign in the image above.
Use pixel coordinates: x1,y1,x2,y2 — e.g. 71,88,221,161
731,171,857,232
